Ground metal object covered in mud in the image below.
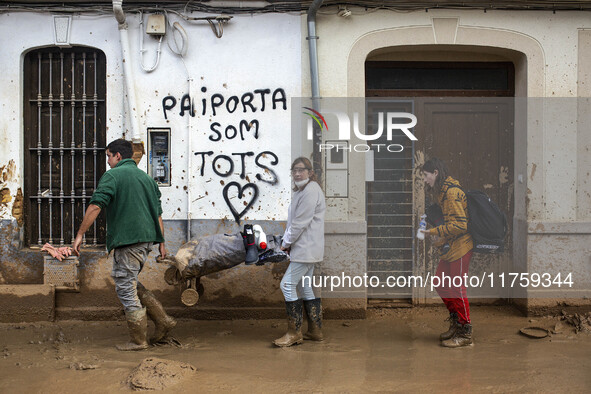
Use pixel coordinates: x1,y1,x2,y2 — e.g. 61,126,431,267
43,255,80,292
180,278,203,307
519,326,550,339
181,288,199,307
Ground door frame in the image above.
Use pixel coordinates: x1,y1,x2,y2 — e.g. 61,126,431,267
365,60,515,305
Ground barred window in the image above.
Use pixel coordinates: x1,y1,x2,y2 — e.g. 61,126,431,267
23,47,107,247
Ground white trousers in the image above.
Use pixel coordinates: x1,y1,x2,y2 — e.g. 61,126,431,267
280,262,316,302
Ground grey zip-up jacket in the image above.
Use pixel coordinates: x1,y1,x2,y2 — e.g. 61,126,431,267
282,181,326,262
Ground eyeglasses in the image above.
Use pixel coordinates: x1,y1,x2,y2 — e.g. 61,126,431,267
291,168,309,174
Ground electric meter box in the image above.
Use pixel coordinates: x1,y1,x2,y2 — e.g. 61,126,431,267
148,128,171,186
146,14,166,35
325,140,348,198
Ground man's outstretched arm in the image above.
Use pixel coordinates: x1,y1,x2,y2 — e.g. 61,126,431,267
73,204,102,255
158,215,167,258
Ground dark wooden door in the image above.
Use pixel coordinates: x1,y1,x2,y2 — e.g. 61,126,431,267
417,98,514,299
366,61,514,303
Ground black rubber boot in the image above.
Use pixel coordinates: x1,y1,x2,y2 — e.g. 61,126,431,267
303,298,324,341
441,323,473,348
440,312,460,341
116,307,149,351
273,300,304,347
137,284,177,344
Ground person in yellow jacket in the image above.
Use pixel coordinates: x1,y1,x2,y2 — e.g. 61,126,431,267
421,158,474,348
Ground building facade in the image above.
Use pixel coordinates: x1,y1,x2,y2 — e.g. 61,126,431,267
1,1,590,320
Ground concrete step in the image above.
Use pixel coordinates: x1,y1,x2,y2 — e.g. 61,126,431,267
0,284,55,322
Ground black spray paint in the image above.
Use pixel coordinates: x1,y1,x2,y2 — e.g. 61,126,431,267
165,87,286,223
162,88,286,120
222,182,259,224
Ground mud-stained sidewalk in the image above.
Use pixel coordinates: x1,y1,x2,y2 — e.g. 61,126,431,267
1,306,590,393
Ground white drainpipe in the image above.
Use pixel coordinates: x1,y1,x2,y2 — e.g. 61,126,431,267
113,0,141,143
307,0,324,178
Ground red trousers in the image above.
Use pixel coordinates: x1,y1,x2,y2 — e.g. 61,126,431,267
435,251,473,324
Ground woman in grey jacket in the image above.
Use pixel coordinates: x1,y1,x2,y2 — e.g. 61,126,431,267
274,157,326,347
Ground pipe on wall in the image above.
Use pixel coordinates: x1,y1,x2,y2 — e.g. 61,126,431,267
113,0,141,143
307,0,323,180
186,72,193,242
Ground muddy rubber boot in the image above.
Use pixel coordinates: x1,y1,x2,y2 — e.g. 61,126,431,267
303,298,324,341
441,323,473,348
137,285,177,343
116,308,149,351
273,300,303,347
440,312,460,341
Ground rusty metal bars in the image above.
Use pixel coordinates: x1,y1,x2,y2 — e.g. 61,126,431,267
81,52,87,246
37,53,42,246
70,52,76,245
92,52,98,246
59,52,65,246
48,53,54,245
28,49,104,247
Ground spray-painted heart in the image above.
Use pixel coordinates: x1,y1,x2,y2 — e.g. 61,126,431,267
222,181,259,224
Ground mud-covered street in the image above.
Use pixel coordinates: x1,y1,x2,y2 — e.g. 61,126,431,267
1,305,590,393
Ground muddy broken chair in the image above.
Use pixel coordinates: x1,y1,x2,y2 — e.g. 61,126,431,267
157,229,289,306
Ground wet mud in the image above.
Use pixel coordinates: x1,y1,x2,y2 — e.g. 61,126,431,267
127,357,196,390
0,305,590,392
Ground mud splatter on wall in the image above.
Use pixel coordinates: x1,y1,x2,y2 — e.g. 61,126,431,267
11,188,23,226
0,160,19,221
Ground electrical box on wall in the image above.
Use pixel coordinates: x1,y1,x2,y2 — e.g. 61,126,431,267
148,128,171,186
325,141,348,198
146,14,166,35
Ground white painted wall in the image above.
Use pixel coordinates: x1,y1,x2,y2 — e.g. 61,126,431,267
306,8,591,303
309,9,591,97
306,9,591,222
0,11,301,223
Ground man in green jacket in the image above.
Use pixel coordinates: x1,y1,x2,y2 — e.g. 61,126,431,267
73,139,176,351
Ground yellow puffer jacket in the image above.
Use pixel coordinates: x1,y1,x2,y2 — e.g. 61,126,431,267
426,176,473,262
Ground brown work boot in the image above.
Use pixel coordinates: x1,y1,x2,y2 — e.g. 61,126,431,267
137,284,177,343
273,300,303,347
440,312,460,341
441,323,473,348
303,298,324,341
116,308,149,351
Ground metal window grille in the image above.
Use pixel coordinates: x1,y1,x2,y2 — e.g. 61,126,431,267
365,100,415,299
23,47,107,247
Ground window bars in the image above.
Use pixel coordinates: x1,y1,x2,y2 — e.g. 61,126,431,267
25,48,106,247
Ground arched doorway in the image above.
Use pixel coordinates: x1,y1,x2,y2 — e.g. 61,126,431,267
363,50,515,304
337,22,545,307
